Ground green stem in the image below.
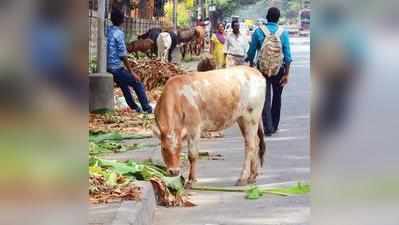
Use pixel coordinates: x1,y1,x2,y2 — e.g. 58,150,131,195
191,186,245,192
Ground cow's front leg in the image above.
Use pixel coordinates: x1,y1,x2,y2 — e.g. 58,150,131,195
186,135,199,189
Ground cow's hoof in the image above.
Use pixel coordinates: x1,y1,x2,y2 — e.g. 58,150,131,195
235,179,248,186
184,179,197,189
248,177,257,184
184,182,193,189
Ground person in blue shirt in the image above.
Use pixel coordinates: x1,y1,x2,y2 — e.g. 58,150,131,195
107,9,152,113
247,7,292,136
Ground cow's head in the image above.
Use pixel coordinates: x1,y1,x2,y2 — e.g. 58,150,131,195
153,124,183,176
126,42,134,53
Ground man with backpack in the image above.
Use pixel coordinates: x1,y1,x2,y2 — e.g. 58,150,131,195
247,7,292,136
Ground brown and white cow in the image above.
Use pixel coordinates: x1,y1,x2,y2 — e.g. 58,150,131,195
154,66,266,186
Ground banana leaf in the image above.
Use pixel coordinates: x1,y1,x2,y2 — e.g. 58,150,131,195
162,176,185,195
98,159,144,175
89,132,152,143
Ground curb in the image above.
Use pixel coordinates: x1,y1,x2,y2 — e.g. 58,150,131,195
112,181,156,225
89,181,156,225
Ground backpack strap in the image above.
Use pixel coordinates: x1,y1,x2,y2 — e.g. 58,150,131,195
260,25,284,37
275,26,285,37
259,25,271,36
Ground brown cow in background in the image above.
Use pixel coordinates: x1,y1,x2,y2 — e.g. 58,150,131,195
127,39,155,59
178,26,206,59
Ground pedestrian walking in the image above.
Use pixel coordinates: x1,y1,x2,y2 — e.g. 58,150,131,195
224,20,249,67
247,7,292,136
106,9,152,113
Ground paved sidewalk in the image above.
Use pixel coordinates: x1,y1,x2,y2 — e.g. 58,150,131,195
89,182,156,225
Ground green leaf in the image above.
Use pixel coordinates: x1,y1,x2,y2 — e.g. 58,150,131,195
264,182,310,196
98,159,144,175
162,176,185,194
89,165,105,177
105,172,118,187
245,185,264,200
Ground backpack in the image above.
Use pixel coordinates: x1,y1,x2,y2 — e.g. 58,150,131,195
258,26,284,77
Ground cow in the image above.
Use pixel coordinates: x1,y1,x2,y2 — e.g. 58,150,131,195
197,54,216,72
157,32,172,62
192,26,206,56
168,31,178,62
153,66,267,187
138,28,162,58
139,27,178,62
177,28,196,59
178,26,206,58
127,39,155,59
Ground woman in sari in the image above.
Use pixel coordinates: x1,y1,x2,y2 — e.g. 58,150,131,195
210,23,226,68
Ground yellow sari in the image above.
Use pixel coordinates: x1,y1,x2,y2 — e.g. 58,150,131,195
211,33,226,68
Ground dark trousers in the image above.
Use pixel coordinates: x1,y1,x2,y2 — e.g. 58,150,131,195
108,67,151,112
262,67,285,134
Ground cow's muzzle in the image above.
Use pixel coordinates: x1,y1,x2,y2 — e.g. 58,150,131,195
167,168,180,177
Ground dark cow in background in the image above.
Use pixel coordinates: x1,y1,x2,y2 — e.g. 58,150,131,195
168,31,178,62
138,27,162,57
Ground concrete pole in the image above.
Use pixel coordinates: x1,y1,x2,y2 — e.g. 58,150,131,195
97,0,107,73
199,0,203,21
173,0,177,32
90,0,114,113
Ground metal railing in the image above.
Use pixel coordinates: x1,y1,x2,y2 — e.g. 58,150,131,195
89,8,166,62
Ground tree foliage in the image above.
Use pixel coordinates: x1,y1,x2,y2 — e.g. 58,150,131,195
165,0,195,27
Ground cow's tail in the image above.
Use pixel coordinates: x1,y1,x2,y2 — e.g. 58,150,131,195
257,120,266,167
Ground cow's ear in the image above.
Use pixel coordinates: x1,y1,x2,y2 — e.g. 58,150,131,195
152,124,161,139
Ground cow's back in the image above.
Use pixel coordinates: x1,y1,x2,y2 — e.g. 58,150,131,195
156,66,266,132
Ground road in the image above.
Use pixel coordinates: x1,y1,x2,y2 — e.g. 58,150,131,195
152,37,311,225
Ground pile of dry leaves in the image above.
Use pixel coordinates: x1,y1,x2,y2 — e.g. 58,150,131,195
89,110,154,136
129,59,185,91
89,174,141,204
150,177,195,207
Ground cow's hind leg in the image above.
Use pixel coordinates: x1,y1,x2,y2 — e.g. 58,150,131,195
186,130,200,189
237,117,259,186
248,132,261,184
